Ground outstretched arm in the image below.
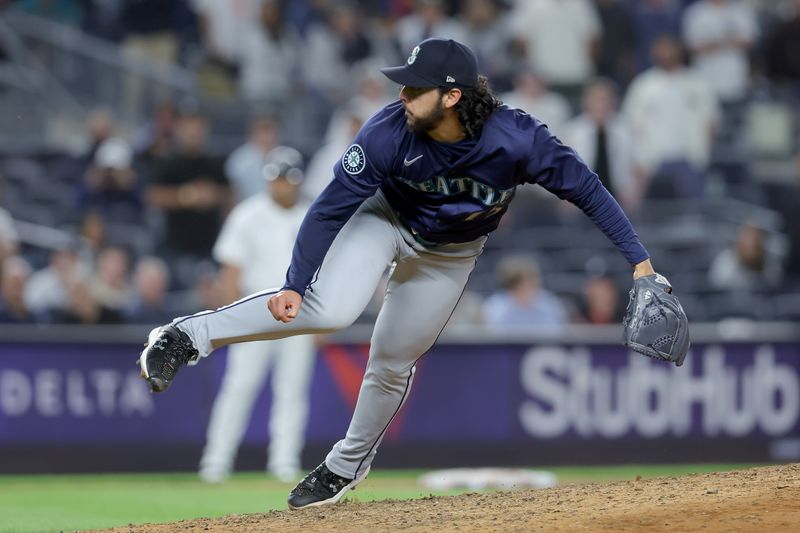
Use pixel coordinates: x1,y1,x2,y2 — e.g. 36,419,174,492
524,121,689,364
525,121,651,271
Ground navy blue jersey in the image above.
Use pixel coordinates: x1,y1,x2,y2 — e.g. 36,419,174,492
284,101,649,295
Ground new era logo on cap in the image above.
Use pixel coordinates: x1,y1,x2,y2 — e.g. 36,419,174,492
381,38,478,89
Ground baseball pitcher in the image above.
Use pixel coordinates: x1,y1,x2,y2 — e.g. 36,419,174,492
139,38,689,510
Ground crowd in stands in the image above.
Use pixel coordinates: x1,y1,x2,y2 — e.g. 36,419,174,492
1,0,800,330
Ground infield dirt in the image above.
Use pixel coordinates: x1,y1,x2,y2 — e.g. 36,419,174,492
100,463,799,532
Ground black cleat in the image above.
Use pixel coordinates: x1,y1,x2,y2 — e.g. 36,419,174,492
287,462,370,510
138,325,198,393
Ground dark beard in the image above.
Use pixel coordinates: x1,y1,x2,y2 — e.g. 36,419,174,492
405,101,445,134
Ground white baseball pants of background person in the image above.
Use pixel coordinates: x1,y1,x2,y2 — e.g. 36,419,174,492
198,334,315,483
176,191,485,481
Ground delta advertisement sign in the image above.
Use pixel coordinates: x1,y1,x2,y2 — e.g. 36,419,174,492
0,341,798,461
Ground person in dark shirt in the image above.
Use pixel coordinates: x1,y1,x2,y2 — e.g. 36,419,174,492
147,108,230,287
78,137,143,225
577,274,624,325
0,256,33,323
630,0,682,72
764,0,800,87
139,38,662,509
594,0,637,87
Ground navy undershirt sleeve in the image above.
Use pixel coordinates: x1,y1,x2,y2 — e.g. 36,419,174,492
526,122,650,266
283,177,374,296
282,104,397,296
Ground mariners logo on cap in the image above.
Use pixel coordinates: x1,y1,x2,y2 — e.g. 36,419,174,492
407,46,420,65
342,144,366,174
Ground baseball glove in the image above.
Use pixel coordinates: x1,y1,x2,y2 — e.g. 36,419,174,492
622,273,690,366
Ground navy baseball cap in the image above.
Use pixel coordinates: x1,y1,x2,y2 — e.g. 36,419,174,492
381,38,478,89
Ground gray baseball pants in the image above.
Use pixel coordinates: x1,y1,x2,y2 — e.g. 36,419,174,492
175,191,485,480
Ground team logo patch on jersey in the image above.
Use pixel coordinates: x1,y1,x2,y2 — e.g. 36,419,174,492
342,144,366,175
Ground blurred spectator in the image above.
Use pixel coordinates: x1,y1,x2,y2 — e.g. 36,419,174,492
120,0,182,65
500,70,572,136
225,116,281,202
0,206,18,269
281,0,329,34
346,57,395,113
119,0,185,116
134,100,179,168
763,0,800,87
622,35,719,198
594,0,637,87
23,243,93,323
630,0,682,72
83,107,116,165
301,3,375,137
192,261,225,310
146,109,231,287
481,255,568,332
15,0,83,24
303,101,372,200
576,275,622,324
508,0,602,110
563,78,644,212
783,157,800,278
192,0,260,68
89,246,131,320
395,0,467,53
683,0,759,103
78,137,143,224
78,211,107,267
238,0,302,106
709,221,783,290
0,256,32,323
200,145,314,484
460,0,512,89
304,4,374,95
82,0,124,41
126,256,174,324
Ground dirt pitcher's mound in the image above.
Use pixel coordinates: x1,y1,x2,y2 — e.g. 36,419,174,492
107,464,799,533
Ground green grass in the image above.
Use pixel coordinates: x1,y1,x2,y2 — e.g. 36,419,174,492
0,464,762,533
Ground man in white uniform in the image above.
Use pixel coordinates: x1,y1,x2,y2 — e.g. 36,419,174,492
199,146,315,483
622,35,719,198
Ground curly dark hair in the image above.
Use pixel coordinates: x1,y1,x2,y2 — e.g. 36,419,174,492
440,75,502,139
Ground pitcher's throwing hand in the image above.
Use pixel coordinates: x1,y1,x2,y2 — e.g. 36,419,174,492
268,290,302,322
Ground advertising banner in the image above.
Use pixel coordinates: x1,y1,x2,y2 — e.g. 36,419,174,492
1,341,798,469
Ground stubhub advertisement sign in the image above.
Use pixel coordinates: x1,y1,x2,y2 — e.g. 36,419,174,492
518,345,799,439
1,340,798,467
